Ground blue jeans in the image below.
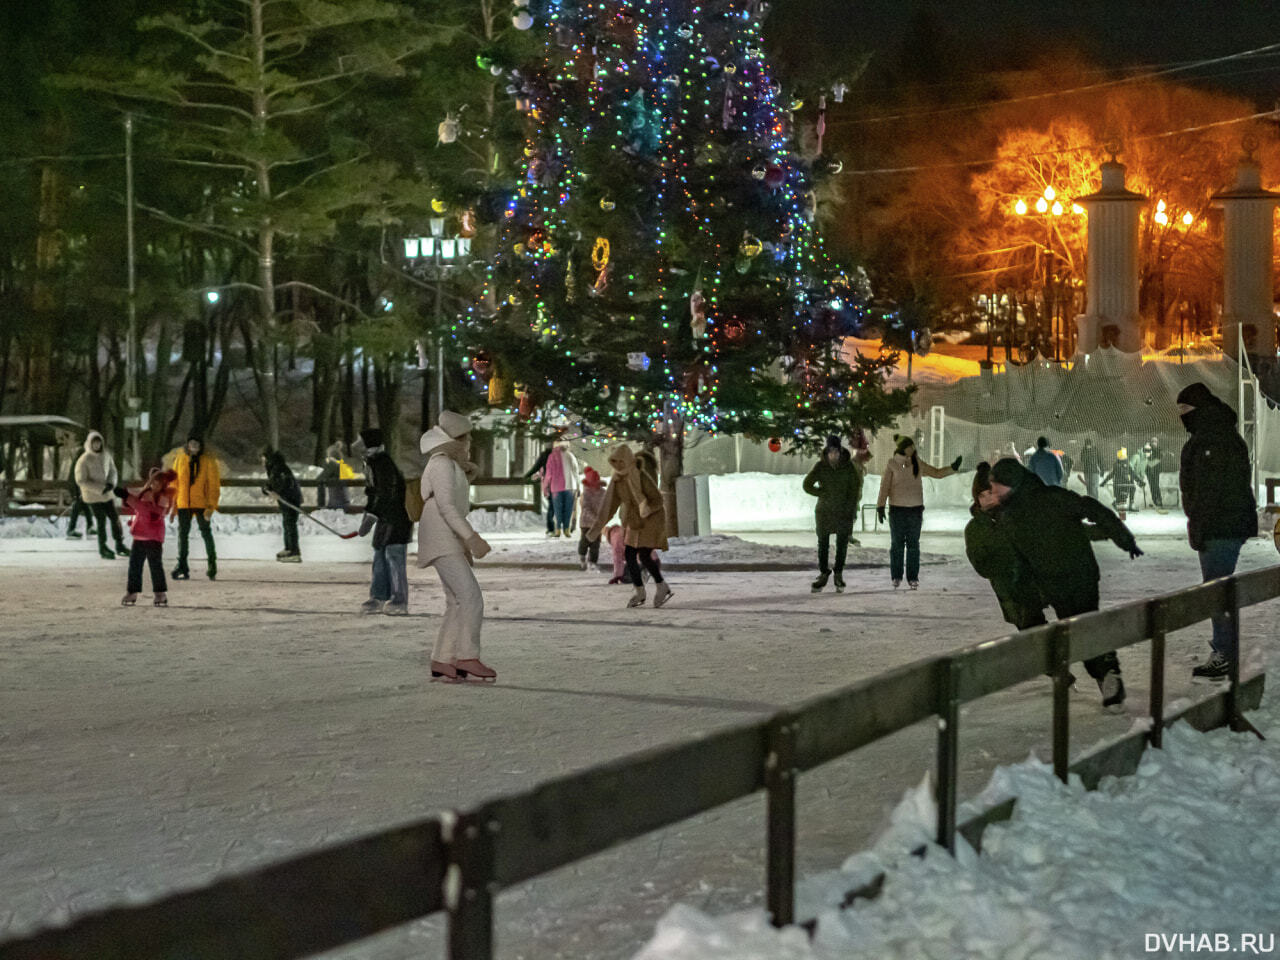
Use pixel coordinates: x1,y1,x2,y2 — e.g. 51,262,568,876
551,490,575,532
1199,538,1246,658
371,542,408,605
888,505,924,582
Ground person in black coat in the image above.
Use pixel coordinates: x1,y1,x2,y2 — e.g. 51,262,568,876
965,462,1046,631
1176,382,1258,679
261,447,303,562
988,457,1142,711
802,435,865,593
357,427,413,614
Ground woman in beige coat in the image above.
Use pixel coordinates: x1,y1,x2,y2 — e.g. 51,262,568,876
875,435,961,589
587,445,672,608
418,411,496,682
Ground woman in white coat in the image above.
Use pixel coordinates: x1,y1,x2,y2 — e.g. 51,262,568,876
418,411,496,682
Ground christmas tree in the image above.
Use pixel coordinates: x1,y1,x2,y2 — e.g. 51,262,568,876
467,0,912,460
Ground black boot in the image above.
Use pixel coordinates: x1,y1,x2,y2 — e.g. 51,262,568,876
207,556,218,580
833,572,846,594
172,563,190,580
811,571,829,593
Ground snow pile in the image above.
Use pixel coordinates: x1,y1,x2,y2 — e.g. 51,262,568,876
633,695,1280,960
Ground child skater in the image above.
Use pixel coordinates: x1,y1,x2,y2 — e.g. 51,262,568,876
117,468,177,607
577,466,606,570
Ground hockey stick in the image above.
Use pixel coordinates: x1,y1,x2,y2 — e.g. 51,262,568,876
264,489,360,538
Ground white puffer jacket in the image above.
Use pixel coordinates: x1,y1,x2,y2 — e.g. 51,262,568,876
73,431,118,504
416,427,479,567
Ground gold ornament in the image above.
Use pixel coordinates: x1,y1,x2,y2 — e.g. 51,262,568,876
739,231,763,258
431,198,447,214
591,236,611,271
599,197,616,212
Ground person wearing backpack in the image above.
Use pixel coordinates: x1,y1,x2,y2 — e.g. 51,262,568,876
355,428,413,615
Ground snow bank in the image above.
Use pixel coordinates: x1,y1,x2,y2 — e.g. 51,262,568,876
633,692,1280,960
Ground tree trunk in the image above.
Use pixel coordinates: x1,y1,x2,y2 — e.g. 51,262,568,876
360,354,371,430
657,416,684,539
342,345,355,444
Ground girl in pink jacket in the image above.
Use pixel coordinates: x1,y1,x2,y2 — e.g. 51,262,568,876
118,468,177,607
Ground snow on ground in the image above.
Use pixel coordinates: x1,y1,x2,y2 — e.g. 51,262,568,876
0,533,1276,959
634,694,1280,960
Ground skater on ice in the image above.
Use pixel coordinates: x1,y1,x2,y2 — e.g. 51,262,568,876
169,433,221,581
74,430,129,560
260,447,303,563
986,457,1142,711
875,434,961,589
964,461,1045,631
355,427,412,615
587,444,671,608
417,411,496,682
1176,382,1258,681
803,434,864,594
577,465,605,570
541,439,581,538
1027,436,1064,487
116,468,177,607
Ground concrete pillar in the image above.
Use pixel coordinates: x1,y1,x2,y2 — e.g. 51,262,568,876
1074,160,1146,354
1211,157,1279,360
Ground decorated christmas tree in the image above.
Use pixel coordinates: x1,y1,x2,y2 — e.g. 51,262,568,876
467,0,912,460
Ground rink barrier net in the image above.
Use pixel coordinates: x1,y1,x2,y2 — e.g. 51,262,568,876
0,566,1276,960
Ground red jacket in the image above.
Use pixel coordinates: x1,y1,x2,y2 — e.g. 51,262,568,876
123,491,171,543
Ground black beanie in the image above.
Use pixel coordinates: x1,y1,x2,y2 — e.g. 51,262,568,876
894,435,914,456
825,434,842,451
187,431,203,446
990,457,1025,488
1036,436,1049,449
360,427,384,448
1175,382,1215,408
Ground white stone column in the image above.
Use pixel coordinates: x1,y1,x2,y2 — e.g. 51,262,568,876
1075,160,1146,354
1212,157,1279,359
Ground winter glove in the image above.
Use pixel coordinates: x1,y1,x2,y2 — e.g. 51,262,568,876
950,456,963,472
1124,538,1143,559
466,533,492,560
357,513,376,537
113,486,128,500
876,505,886,525
203,508,214,521
102,483,114,494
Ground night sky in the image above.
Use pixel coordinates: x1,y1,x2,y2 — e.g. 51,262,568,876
770,0,1280,101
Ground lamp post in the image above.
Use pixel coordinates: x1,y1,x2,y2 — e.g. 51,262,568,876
403,221,471,429
1149,199,1197,352
1014,185,1083,361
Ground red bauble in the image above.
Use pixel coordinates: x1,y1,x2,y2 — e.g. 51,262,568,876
768,437,782,453
471,351,492,378
764,164,786,190
723,319,746,342
518,391,535,420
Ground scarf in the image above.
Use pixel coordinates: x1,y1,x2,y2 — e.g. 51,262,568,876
431,438,479,480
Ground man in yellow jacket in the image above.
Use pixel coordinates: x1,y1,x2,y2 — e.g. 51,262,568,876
170,432,221,580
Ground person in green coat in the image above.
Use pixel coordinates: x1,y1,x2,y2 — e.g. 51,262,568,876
965,461,1046,630
803,435,865,594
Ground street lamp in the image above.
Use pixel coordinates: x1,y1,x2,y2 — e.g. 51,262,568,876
1014,185,1082,361
403,220,472,429
1148,199,1197,351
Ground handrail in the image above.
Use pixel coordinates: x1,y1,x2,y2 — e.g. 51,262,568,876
1,565,1276,960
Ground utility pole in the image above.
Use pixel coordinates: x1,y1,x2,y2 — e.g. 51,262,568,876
124,113,140,478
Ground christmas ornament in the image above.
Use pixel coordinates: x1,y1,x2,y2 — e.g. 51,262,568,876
832,81,848,103
735,255,752,274
689,288,707,339
565,255,578,304
768,437,782,453
513,9,534,29
676,23,693,38
590,236,610,271
751,164,766,180
815,94,827,154
599,197,615,212
627,352,650,371
517,388,535,420
763,164,785,190
431,198,448,214
476,55,493,71
739,232,763,257
723,318,746,342
488,375,510,406
437,113,459,145
471,351,493,378
460,209,477,237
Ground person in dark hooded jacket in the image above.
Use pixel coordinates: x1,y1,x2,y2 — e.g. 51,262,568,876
988,457,1142,711
261,447,302,562
803,435,864,593
1176,382,1258,680
357,427,413,614
964,462,1046,631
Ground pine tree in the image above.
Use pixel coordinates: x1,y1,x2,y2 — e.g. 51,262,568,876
469,0,911,470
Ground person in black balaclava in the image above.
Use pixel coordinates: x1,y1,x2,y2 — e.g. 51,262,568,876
1176,382,1258,681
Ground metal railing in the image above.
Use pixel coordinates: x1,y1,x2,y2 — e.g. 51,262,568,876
1,565,1276,960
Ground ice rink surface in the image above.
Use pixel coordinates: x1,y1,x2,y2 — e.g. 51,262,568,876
1,527,1276,959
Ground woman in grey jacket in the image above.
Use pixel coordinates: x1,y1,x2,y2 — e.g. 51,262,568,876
74,430,129,560
418,411,496,683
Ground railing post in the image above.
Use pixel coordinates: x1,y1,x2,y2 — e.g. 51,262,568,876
1050,623,1071,783
764,714,797,928
1225,577,1240,725
934,657,960,855
444,809,496,960
1147,599,1167,749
